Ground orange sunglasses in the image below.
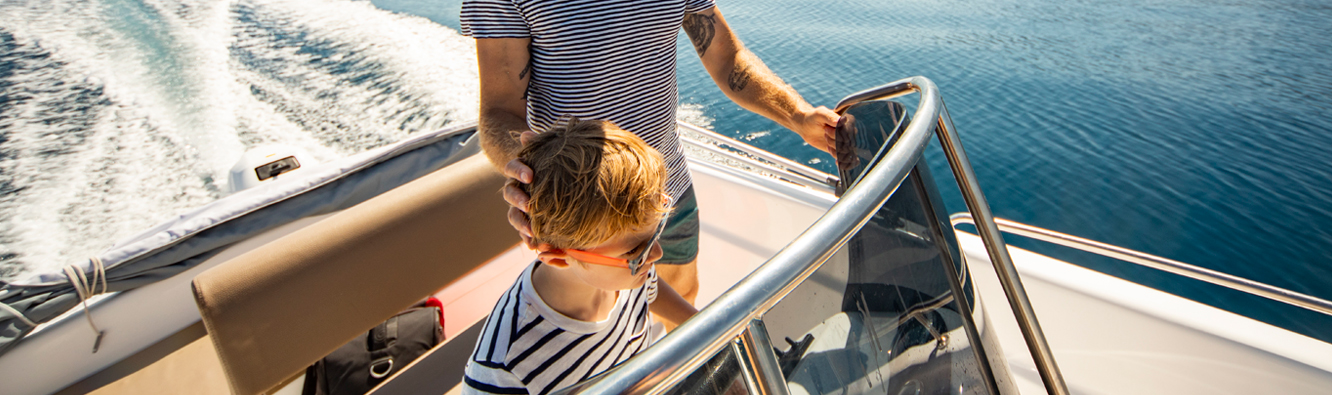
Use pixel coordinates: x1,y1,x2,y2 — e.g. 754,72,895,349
563,207,670,275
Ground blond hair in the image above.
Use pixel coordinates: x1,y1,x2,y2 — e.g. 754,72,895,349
519,118,668,249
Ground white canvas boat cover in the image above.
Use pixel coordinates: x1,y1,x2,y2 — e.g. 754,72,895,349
0,122,481,357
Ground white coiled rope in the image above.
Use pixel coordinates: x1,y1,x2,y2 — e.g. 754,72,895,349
63,257,108,353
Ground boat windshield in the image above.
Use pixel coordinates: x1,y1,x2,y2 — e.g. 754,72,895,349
663,157,999,395
555,77,1035,395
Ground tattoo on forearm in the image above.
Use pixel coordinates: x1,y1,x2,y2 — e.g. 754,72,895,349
519,62,532,100
520,61,531,100
683,13,716,56
519,43,534,99
518,42,534,80
727,63,752,92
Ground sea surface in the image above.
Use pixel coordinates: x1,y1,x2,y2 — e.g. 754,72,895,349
2,0,1330,343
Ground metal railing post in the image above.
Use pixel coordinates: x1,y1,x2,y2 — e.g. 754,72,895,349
735,320,791,395
932,99,1070,395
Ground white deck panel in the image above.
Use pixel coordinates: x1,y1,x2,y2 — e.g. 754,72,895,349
687,159,835,306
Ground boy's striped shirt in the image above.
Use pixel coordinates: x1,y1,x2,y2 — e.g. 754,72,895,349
463,262,659,395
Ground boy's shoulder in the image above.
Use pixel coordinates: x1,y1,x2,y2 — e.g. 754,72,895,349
463,268,551,394
471,275,539,365
464,266,659,394
478,263,658,349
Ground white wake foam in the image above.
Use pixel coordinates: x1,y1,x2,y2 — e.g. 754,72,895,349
0,0,718,281
0,0,480,280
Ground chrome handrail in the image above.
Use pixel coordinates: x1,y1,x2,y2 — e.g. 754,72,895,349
678,122,838,185
950,213,1332,317
678,121,838,192
555,76,1066,395
678,130,836,194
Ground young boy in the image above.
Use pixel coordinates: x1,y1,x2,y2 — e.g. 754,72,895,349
464,118,698,395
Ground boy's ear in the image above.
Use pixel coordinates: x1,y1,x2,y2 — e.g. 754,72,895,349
538,249,571,268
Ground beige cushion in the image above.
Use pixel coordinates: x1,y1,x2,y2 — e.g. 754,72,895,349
193,154,515,395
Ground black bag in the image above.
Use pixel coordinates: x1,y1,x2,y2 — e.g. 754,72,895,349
303,306,444,395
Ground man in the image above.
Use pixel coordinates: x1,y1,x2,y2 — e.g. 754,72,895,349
461,0,838,315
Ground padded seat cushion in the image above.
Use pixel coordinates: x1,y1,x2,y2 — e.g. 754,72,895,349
193,154,514,395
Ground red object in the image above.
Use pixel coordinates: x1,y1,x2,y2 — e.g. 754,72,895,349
424,296,446,336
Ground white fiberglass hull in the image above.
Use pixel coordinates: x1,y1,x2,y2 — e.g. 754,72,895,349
958,232,1332,394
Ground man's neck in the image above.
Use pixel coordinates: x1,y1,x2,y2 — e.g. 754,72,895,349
531,263,618,322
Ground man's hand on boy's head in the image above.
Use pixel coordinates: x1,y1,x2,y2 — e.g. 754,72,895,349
503,162,533,211
503,131,550,251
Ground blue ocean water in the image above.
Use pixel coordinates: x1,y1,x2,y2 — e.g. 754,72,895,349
1,0,1329,345
381,0,1332,342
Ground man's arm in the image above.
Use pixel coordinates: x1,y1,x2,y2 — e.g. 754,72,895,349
683,7,838,153
476,38,535,169
650,280,699,327
476,38,544,243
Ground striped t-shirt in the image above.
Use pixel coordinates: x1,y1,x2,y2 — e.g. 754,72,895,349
463,262,660,395
460,0,717,202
